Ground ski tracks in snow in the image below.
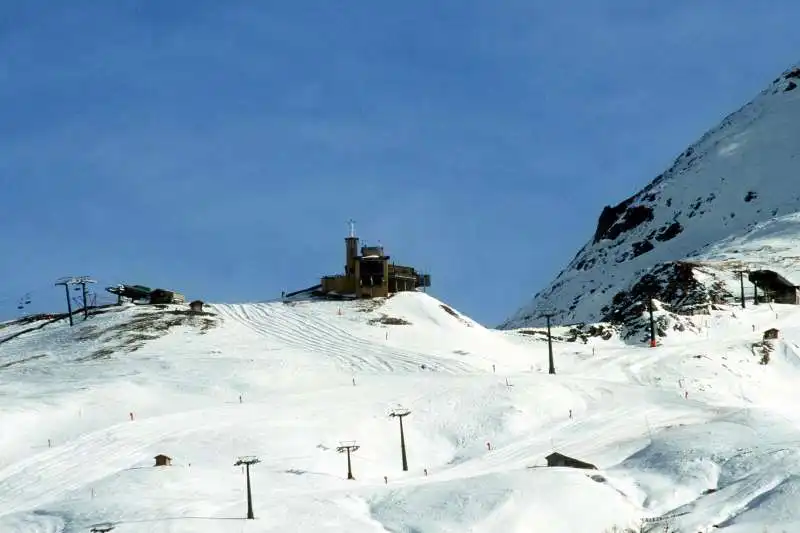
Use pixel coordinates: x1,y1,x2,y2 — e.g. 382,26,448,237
212,303,475,375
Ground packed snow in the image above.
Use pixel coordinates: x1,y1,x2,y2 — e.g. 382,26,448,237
1,292,799,532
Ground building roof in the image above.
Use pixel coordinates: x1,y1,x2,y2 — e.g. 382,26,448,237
546,452,571,460
749,270,799,289
545,452,597,468
154,454,171,459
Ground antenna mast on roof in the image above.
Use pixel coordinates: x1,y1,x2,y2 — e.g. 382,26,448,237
348,219,356,238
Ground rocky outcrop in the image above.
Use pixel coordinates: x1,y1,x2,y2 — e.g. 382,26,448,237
502,61,800,329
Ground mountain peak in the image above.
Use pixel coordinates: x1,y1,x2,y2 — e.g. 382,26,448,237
502,62,800,328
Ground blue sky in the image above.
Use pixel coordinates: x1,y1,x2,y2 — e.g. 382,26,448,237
2,1,800,325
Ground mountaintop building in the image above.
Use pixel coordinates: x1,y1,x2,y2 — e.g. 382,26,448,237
319,221,430,299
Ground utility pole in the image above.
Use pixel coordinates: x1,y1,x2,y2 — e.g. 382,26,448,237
336,441,360,480
648,297,657,348
389,407,411,471
541,311,557,374
55,277,75,326
753,281,759,305
733,269,748,309
234,456,260,519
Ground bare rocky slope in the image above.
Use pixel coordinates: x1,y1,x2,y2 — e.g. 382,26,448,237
501,63,800,329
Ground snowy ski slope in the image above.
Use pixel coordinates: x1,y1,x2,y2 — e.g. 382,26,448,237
1,292,799,532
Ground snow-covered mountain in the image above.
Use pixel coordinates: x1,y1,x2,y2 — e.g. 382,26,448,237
502,64,800,329
3,293,800,532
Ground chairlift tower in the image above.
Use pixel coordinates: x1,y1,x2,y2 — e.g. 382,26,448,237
55,276,96,325
389,407,411,471
55,277,75,326
336,441,360,480
74,276,97,318
733,268,749,309
540,311,558,374
648,297,657,348
234,456,260,519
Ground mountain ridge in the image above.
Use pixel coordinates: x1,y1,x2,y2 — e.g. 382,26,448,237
502,63,800,329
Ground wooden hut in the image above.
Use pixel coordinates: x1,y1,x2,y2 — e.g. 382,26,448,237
545,452,597,470
189,300,204,313
154,454,172,467
150,289,186,305
763,328,780,340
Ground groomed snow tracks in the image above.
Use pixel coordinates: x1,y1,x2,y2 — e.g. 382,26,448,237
212,303,475,374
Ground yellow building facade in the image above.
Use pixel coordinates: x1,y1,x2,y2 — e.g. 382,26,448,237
320,231,429,298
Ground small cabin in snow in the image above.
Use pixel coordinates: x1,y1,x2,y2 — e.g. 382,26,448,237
545,452,597,470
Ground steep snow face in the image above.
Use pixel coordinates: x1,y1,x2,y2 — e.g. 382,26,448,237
503,65,800,328
699,211,800,276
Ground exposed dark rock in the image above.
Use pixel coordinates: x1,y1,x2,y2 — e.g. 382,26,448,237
602,262,732,340
786,81,798,92
752,340,773,365
368,314,411,326
631,240,655,258
593,203,654,243
785,68,800,80
655,222,684,242
744,191,758,202
593,197,635,243
518,323,618,343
